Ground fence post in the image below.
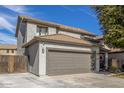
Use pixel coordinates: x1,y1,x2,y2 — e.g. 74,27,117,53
8,56,14,73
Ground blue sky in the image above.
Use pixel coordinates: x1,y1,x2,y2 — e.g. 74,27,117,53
0,5,101,45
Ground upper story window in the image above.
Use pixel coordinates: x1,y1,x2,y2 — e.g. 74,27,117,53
37,26,48,36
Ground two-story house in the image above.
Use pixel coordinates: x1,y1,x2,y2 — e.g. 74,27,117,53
16,16,100,76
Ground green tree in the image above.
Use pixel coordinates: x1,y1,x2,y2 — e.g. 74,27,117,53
92,6,124,48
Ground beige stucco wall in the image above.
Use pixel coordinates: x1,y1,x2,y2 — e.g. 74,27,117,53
26,23,37,42
17,29,25,55
0,49,17,55
26,42,40,76
26,41,99,76
26,23,82,39
48,27,56,35
92,47,100,72
58,30,81,38
17,22,37,55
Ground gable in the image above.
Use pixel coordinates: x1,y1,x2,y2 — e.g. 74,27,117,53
16,16,96,37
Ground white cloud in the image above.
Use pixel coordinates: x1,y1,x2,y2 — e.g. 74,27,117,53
0,16,15,33
0,5,32,44
0,5,32,34
0,32,16,44
0,13,16,22
3,5,27,14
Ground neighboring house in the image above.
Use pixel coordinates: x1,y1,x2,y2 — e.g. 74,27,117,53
0,44,17,55
16,16,100,76
108,48,124,69
95,36,124,70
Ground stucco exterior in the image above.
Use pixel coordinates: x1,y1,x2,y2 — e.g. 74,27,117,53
17,22,90,55
26,42,40,76
17,22,26,55
26,23,37,42
0,49,17,55
48,27,57,34
92,47,100,72
16,16,100,76
26,41,99,76
58,30,81,38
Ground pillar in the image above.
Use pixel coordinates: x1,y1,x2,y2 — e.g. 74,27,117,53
105,52,108,70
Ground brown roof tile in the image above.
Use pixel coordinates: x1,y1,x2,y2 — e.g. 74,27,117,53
109,48,124,53
94,35,103,40
16,16,96,37
0,44,17,49
23,34,96,47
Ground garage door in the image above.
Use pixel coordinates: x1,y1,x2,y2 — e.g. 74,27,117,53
46,50,91,75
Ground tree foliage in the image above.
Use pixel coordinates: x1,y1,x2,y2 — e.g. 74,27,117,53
92,6,124,48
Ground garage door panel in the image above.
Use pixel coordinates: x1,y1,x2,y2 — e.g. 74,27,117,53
47,62,90,69
47,68,91,75
48,65,90,70
48,57,90,62
47,50,91,75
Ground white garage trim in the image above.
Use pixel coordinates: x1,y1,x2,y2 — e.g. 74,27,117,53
38,42,95,76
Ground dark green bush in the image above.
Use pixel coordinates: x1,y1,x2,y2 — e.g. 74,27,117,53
109,66,120,73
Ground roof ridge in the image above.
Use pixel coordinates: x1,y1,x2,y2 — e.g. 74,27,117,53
18,15,96,36
35,34,86,41
22,34,97,48
56,34,85,41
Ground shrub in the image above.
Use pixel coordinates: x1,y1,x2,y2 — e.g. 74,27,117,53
109,66,120,73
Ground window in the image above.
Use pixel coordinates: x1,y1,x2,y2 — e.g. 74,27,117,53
12,50,14,53
7,50,9,53
37,26,48,36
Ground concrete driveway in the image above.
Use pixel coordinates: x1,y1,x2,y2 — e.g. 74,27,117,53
0,73,124,88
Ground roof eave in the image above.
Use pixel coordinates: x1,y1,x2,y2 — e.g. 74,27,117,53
22,37,97,48
17,16,96,36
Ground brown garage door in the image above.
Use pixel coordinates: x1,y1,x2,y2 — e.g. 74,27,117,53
46,50,91,75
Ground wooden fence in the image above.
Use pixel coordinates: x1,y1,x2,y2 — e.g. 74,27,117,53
109,52,124,68
0,55,28,73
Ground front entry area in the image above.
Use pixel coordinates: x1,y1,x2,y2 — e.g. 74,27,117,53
100,53,105,71
46,50,92,75
99,48,109,71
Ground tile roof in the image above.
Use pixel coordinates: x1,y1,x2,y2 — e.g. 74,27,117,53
22,34,96,48
100,45,110,52
94,35,103,40
109,48,124,53
0,44,17,49
16,16,96,37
